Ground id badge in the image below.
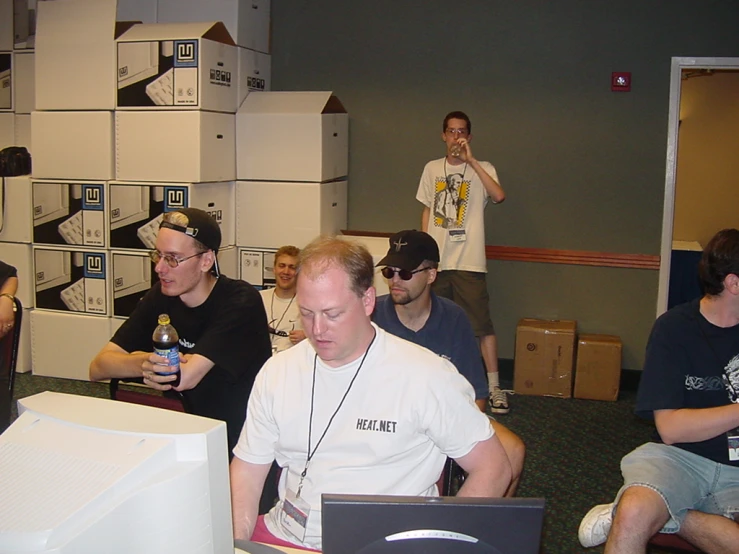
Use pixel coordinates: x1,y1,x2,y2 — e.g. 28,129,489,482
728,427,739,461
449,229,467,242
281,488,310,542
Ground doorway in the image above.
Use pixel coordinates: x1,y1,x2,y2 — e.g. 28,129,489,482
656,57,739,315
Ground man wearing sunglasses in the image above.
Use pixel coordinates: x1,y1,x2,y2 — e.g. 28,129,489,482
373,229,524,497
89,208,272,455
417,110,508,414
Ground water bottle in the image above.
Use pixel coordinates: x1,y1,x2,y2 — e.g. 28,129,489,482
152,313,180,387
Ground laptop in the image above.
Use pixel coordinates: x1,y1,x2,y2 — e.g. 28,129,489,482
322,494,545,554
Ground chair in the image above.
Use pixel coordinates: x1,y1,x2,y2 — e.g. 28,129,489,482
648,533,702,553
109,377,189,412
0,297,23,433
438,457,467,496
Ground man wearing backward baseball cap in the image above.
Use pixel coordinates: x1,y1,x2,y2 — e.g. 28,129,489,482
90,208,272,454
373,229,525,496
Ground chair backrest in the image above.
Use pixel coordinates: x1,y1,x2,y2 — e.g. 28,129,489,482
109,377,188,413
0,297,23,432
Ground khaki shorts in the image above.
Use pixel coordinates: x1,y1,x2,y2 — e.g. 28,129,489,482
432,270,495,336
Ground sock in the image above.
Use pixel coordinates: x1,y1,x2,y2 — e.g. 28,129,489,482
488,371,499,392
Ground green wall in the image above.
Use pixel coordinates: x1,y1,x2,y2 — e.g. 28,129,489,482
270,1,739,369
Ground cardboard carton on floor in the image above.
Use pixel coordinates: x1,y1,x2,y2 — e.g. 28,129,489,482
514,318,577,398
574,334,622,401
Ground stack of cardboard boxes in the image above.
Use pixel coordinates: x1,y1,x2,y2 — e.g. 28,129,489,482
513,318,623,402
0,0,308,380
0,0,56,375
233,91,349,289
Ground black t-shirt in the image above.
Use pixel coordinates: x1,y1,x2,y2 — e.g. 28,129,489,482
637,298,739,466
111,276,272,450
0,260,18,284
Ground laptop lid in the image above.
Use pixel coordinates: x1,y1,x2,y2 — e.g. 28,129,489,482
322,494,545,554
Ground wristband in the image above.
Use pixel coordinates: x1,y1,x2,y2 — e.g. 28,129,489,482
0,293,16,312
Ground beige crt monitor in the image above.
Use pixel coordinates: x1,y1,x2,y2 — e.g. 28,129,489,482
0,392,233,554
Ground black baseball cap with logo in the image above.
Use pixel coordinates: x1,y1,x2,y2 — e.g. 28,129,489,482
376,230,440,271
159,208,222,276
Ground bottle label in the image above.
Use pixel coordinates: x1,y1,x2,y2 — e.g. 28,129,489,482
154,346,180,375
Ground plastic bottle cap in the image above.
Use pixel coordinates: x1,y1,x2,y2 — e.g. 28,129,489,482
158,314,171,325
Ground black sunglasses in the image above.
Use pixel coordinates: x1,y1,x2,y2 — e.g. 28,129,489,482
381,267,431,281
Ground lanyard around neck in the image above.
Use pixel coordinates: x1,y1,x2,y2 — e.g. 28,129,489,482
297,329,377,497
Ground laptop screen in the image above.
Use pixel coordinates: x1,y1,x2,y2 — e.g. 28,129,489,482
321,494,545,554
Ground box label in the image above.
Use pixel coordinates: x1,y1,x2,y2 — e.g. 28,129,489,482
164,186,189,211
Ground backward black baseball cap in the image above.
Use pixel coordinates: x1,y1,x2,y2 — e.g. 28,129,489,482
159,208,221,253
376,230,440,271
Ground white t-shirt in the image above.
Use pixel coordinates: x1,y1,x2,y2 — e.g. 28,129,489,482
233,324,494,551
259,288,302,354
416,157,500,273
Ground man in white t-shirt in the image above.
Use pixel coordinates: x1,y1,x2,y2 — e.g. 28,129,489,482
417,110,508,414
260,245,305,355
230,236,512,552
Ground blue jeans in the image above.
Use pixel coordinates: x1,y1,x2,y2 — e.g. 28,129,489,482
614,442,739,533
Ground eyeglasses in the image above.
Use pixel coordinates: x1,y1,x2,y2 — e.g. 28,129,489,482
445,128,469,136
149,250,205,268
381,266,431,281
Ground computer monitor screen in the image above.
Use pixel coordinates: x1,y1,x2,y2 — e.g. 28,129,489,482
0,391,233,554
322,494,545,554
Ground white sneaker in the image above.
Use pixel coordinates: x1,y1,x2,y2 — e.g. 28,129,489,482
488,387,510,414
578,503,614,548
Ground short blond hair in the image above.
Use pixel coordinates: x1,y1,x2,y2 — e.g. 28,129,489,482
298,237,373,297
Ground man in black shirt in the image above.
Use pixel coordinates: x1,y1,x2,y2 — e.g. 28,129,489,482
90,208,271,452
579,229,739,552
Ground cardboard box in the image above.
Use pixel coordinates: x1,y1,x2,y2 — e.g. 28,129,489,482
33,246,110,315
0,241,34,308
0,175,33,243
31,111,115,180
157,0,271,53
12,51,33,114
0,111,13,149
217,244,238,280
14,113,30,149
0,51,11,111
115,110,236,182
236,180,347,249
574,334,622,401
32,180,108,248
31,310,112,380
0,0,11,51
34,0,136,110
237,47,271,107
236,91,348,183
238,247,277,288
339,235,391,298
111,249,154,317
109,180,235,249
514,318,577,398
117,22,238,112
12,0,47,50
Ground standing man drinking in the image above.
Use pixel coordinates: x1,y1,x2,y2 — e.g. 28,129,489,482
417,111,508,413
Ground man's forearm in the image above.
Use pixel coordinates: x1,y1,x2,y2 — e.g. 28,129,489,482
655,405,739,445
1,276,18,296
457,455,511,498
89,348,148,381
469,159,505,203
230,458,271,540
